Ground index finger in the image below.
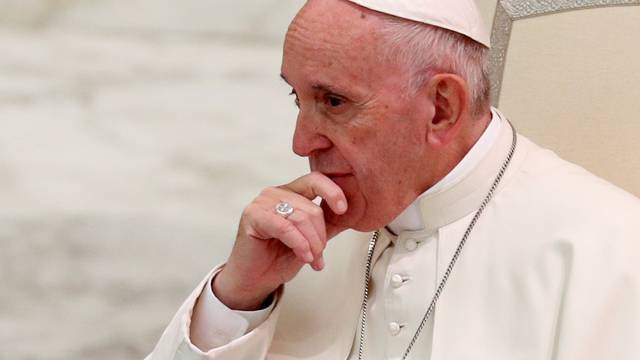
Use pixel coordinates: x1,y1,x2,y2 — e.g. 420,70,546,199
280,171,348,215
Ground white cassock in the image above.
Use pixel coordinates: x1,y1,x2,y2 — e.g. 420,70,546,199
147,109,640,359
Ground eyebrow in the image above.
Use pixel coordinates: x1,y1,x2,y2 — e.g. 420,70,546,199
312,83,345,95
280,74,351,97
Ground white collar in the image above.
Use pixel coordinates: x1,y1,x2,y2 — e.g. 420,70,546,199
387,108,503,234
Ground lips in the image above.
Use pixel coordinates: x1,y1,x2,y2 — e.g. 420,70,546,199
322,172,352,181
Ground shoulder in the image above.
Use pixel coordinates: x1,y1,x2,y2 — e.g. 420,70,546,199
516,135,638,209
502,134,640,244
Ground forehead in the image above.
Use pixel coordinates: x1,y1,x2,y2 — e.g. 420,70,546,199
282,0,386,92
286,0,375,52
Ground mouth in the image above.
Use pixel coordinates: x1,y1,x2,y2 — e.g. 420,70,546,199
322,172,352,181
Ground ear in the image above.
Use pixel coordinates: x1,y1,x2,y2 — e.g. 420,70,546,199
424,73,470,148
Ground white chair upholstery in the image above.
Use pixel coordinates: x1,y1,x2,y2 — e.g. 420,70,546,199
486,0,640,197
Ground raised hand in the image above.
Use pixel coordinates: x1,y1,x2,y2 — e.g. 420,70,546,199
212,172,348,310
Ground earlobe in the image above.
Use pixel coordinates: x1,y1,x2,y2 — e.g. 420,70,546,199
424,74,469,148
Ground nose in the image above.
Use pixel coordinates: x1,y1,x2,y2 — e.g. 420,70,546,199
292,112,332,157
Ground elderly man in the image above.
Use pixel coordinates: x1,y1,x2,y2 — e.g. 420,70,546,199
148,0,640,359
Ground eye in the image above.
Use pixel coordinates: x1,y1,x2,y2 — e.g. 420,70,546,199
325,94,346,108
289,89,300,108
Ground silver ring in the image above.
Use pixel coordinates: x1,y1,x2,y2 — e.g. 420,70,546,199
275,201,294,219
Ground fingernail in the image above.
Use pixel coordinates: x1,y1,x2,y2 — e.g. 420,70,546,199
305,251,314,263
337,200,347,213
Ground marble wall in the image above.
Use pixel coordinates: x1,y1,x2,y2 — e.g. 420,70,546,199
0,1,307,359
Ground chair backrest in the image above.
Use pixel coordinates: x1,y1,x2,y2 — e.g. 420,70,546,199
485,0,640,197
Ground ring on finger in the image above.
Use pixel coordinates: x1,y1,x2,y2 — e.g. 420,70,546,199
275,201,294,219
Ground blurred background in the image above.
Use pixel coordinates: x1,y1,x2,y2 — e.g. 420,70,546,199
0,1,308,359
5,1,638,359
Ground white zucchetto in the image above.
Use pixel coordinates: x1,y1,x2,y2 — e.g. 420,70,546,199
346,0,491,47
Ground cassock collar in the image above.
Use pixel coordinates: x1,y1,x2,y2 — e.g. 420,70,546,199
386,107,506,236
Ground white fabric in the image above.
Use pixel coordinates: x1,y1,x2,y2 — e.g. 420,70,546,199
346,0,491,47
190,269,275,351
147,111,640,359
387,108,501,233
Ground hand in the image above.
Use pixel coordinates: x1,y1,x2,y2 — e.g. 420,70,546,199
213,172,348,310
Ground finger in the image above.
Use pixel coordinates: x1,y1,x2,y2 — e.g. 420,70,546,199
295,205,326,271
280,172,348,215
257,189,327,245
256,195,327,269
308,204,327,247
287,210,325,271
312,255,325,271
249,211,314,263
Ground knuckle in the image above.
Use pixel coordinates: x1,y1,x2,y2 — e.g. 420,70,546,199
310,206,323,218
309,170,322,178
276,221,297,236
308,171,325,184
242,203,260,218
332,189,345,202
294,211,309,224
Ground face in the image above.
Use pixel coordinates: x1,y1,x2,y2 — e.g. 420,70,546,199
281,0,437,232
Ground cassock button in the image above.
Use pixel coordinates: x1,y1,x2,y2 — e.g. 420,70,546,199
388,322,401,336
391,274,404,288
405,238,418,252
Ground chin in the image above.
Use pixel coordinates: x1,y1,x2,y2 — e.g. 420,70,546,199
322,201,357,229
322,176,389,232
322,197,385,234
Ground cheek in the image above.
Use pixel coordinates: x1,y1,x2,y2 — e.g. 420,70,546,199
378,121,424,165
351,129,422,199
332,113,412,193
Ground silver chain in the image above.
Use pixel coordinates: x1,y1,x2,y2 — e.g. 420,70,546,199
357,121,518,360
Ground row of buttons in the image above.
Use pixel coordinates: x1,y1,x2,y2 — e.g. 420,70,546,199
387,238,423,336
391,238,419,289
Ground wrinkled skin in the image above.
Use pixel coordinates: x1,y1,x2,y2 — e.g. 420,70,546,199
283,0,434,233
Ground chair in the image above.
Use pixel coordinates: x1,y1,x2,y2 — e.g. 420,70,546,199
485,0,640,197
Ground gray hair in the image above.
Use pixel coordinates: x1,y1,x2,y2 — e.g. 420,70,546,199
378,17,491,117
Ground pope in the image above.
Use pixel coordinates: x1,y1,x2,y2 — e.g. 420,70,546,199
147,0,640,359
